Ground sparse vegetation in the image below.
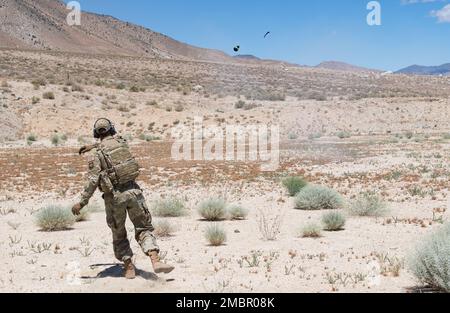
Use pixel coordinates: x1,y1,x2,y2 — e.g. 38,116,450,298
51,134,61,146
205,224,227,246
282,176,308,197
35,205,75,232
295,185,344,211
235,100,246,109
337,131,351,139
322,211,346,231
26,134,37,145
152,197,187,217
227,205,248,220
409,223,450,292
257,209,283,241
348,192,388,217
31,96,40,104
43,91,55,100
154,220,175,237
300,223,322,238
198,198,227,221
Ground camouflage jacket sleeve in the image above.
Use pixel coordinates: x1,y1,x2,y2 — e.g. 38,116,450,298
79,152,102,208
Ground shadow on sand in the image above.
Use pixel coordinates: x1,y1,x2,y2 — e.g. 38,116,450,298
81,263,158,281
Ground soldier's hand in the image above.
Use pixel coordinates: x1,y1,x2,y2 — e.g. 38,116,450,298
72,203,82,216
78,146,88,155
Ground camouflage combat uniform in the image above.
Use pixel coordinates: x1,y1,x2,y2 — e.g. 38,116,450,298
79,136,159,262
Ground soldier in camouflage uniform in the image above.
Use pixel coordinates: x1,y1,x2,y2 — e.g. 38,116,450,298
72,118,174,279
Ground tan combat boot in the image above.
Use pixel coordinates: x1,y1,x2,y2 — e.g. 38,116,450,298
123,259,136,279
149,251,175,274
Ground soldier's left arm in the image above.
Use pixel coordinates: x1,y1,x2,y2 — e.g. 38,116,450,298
79,153,102,208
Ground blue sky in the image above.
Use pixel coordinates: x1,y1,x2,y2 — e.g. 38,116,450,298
67,0,450,70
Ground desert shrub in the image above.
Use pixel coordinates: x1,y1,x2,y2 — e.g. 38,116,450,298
307,92,326,101
43,92,55,100
227,205,248,220
337,131,351,139
300,223,322,238
154,220,175,237
31,78,46,88
322,211,346,231
308,132,323,140
31,96,40,104
118,104,130,112
35,205,75,232
295,185,343,211
348,192,388,217
51,134,62,146
409,223,450,292
288,133,299,140
130,85,140,92
151,197,186,217
205,224,227,246
235,100,246,109
116,82,126,90
282,176,308,197
198,198,227,221
26,134,37,143
257,209,283,241
71,84,84,92
146,100,158,106
175,103,184,112
405,131,414,139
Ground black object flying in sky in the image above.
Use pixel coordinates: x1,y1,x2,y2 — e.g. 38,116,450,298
264,31,271,38
233,45,240,52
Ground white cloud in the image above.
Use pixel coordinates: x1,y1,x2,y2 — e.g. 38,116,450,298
431,4,450,22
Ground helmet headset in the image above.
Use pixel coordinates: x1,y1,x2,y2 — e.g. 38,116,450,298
93,118,117,139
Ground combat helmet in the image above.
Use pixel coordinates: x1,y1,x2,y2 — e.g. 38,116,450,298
93,118,117,139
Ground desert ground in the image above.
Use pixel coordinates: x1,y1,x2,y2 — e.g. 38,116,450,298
1,48,450,293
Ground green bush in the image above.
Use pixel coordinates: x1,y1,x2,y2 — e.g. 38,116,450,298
282,176,308,197
26,134,37,142
235,100,246,109
130,85,140,92
295,185,343,211
198,198,227,221
409,223,450,292
43,92,55,100
154,220,175,237
205,224,227,246
322,211,346,231
337,131,351,139
227,205,248,220
348,192,388,217
35,205,75,232
300,223,322,238
51,134,61,146
31,96,40,104
151,197,186,217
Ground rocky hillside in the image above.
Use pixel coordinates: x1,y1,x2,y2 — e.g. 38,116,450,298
0,0,231,62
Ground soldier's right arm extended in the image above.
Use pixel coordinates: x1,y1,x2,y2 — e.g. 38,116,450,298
79,153,102,208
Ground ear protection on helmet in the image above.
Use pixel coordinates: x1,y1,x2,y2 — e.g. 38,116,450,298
93,118,117,139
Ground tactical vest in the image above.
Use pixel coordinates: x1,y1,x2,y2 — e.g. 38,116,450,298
96,136,140,190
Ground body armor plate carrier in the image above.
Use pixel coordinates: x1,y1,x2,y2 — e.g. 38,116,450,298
96,136,140,192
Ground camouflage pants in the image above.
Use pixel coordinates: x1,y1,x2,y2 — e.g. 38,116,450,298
103,183,159,262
